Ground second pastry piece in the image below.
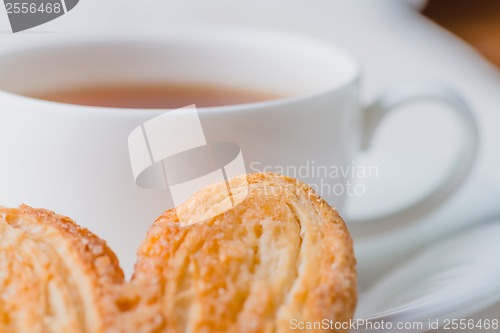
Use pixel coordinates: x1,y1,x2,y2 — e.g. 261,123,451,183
129,173,357,333
0,205,124,333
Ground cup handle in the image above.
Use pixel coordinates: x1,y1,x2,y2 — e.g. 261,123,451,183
350,82,479,237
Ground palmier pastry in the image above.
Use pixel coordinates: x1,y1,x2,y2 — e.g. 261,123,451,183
130,173,357,333
0,173,357,333
0,205,124,333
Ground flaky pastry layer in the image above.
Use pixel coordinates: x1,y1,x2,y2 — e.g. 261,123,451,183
0,173,356,333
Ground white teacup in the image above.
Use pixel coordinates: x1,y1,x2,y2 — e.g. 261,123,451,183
0,27,478,274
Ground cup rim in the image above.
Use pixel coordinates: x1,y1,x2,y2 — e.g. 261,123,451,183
0,25,362,115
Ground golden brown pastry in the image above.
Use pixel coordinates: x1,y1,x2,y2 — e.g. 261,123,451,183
0,205,124,333
0,173,356,333
129,173,357,333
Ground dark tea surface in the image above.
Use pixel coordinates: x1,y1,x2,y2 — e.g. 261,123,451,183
34,84,282,108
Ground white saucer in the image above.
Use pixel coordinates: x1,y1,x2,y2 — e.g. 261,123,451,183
354,221,500,332
352,171,500,289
